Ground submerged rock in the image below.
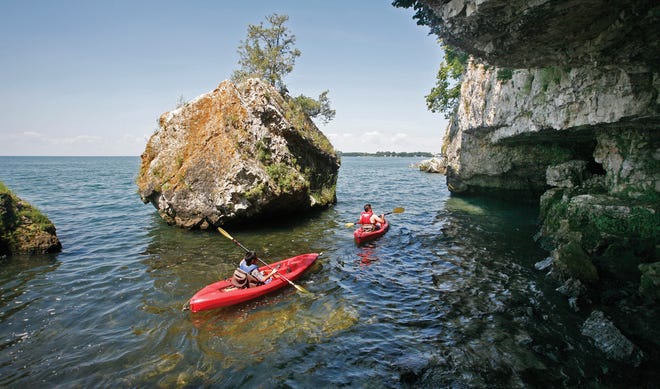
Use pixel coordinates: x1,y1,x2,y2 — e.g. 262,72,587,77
581,310,644,366
137,78,340,229
0,182,61,256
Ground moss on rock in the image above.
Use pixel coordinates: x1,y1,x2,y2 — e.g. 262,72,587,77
0,181,61,256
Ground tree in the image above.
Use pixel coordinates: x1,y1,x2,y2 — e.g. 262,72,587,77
426,43,469,118
292,91,336,125
232,13,301,93
392,1,469,118
232,13,335,125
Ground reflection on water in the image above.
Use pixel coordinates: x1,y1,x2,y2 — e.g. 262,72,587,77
0,157,657,387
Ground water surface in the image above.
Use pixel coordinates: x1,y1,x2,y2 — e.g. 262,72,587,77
0,156,656,387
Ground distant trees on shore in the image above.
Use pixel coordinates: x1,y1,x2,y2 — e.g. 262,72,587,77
338,151,434,157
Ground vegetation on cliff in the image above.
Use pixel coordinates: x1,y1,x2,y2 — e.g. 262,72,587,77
393,1,468,119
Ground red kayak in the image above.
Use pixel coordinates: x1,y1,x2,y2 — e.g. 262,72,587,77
189,253,319,312
354,220,389,245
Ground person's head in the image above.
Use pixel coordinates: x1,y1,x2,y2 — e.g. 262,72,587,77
244,251,257,264
364,204,372,212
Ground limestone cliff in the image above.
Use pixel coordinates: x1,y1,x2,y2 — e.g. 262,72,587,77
411,0,659,366
137,78,340,229
0,182,62,256
416,0,659,289
444,62,658,197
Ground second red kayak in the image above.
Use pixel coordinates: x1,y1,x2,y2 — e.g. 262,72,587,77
188,253,319,312
353,220,389,245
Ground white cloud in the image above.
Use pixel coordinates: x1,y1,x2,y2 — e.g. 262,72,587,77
53,135,102,145
328,130,444,153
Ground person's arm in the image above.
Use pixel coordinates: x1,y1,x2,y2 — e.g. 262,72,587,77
250,266,278,283
263,266,278,281
372,213,385,224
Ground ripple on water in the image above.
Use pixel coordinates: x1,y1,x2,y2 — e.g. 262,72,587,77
1,157,657,387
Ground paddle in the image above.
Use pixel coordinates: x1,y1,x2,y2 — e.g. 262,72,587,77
217,227,312,294
345,207,405,227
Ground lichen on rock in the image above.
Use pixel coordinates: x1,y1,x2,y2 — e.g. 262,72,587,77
137,78,340,229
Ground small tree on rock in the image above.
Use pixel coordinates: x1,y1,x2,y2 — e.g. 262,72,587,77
232,13,335,125
232,13,301,94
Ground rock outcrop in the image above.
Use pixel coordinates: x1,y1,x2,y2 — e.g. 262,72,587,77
0,182,62,256
422,0,659,69
416,0,659,291
418,157,446,173
137,78,340,229
581,310,644,366
411,0,659,371
443,63,658,197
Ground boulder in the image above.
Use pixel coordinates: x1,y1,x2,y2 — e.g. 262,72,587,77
418,157,446,173
137,78,340,229
0,183,61,256
546,160,589,188
581,310,644,366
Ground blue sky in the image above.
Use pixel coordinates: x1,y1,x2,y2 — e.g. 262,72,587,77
0,1,446,156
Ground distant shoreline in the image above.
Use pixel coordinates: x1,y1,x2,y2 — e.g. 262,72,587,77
0,153,438,158
338,151,435,157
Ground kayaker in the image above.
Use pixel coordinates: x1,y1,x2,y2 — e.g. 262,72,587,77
358,203,385,232
238,251,278,287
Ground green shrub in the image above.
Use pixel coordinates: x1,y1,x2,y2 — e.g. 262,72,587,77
496,68,513,82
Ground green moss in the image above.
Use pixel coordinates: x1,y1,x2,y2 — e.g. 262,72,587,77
265,162,304,192
592,207,659,242
496,68,513,82
1,181,56,255
245,182,266,201
540,190,568,231
539,67,564,92
638,262,660,300
310,184,336,205
522,73,535,94
557,240,599,283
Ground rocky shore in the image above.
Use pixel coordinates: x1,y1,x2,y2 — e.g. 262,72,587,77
411,0,659,368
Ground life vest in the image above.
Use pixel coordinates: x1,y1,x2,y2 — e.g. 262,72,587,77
239,260,258,274
234,259,262,287
359,211,373,225
231,268,249,288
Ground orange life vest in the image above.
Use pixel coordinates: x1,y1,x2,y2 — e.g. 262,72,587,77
359,211,373,225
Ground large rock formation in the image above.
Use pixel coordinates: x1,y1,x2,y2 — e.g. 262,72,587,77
444,62,658,197
417,0,659,288
137,78,340,229
411,0,659,370
0,182,62,256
